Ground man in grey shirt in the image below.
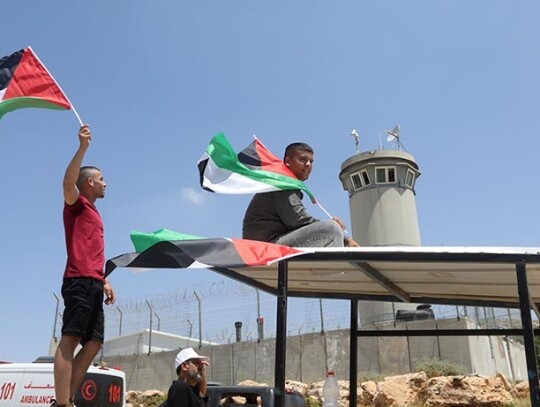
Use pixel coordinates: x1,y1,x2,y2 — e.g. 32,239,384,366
242,142,358,248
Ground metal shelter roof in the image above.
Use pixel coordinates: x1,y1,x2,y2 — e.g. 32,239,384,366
220,246,540,307
211,246,540,407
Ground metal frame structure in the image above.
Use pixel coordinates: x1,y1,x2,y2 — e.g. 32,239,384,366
211,247,540,407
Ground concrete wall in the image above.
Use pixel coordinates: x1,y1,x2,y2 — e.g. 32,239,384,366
102,329,215,357
103,318,527,392
468,331,527,381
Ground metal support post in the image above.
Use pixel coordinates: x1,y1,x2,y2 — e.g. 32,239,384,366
274,260,288,407
516,261,540,407
350,299,358,407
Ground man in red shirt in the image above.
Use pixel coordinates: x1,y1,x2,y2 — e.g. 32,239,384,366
53,124,115,407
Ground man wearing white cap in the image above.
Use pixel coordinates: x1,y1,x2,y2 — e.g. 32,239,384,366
162,348,210,407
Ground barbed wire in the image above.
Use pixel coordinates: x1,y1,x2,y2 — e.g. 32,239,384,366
114,280,254,312
102,280,354,343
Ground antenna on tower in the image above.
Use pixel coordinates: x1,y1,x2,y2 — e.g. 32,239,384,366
350,129,360,152
384,124,407,151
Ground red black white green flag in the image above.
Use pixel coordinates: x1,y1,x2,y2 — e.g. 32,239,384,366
198,133,317,203
237,136,297,177
105,228,306,276
0,47,72,120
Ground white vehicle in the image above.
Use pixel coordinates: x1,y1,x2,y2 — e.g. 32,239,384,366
0,357,125,407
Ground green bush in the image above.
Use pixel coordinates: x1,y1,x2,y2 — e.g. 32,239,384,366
143,393,166,407
305,396,322,407
413,358,466,378
505,400,532,407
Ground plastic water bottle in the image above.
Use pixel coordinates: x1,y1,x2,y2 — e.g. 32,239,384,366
322,370,339,407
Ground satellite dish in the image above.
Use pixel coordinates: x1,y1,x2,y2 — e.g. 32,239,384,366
350,129,360,152
385,124,400,143
384,123,408,151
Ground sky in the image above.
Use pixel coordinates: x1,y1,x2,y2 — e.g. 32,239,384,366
1,1,539,362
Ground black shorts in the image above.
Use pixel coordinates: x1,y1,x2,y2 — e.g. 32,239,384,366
61,277,105,345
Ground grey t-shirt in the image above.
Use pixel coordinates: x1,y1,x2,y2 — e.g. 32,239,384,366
242,190,318,242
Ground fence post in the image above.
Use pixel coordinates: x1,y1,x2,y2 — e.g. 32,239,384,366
52,293,60,342
194,291,202,350
146,300,153,355
155,312,161,331
116,306,123,337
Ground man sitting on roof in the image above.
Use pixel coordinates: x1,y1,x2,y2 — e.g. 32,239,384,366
242,142,359,248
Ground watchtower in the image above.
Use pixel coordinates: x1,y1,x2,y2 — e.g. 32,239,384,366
339,130,421,325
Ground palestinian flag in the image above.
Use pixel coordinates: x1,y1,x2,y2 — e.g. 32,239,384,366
105,228,306,276
198,133,316,203
0,47,71,120
238,136,296,175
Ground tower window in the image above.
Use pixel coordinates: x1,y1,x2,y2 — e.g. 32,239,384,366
351,173,363,190
375,166,397,184
361,169,371,186
388,168,396,183
350,169,372,191
376,168,386,183
405,169,416,188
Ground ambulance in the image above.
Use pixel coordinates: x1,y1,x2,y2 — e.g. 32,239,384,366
0,357,125,407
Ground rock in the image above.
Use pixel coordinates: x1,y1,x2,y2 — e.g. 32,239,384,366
126,390,140,403
126,373,529,406
141,389,164,397
285,380,309,396
495,373,511,392
512,381,530,400
372,372,428,407
425,375,513,406
124,389,165,407
358,381,377,406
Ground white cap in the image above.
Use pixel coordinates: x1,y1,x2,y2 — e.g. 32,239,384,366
174,348,209,371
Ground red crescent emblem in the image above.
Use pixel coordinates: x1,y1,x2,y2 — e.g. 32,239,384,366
81,379,97,401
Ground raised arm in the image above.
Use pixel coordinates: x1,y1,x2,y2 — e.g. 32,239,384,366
198,360,209,397
63,125,91,205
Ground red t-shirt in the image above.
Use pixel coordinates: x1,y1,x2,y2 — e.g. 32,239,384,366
63,195,105,281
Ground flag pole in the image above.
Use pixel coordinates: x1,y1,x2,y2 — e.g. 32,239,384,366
316,201,333,219
71,106,84,127
316,201,350,235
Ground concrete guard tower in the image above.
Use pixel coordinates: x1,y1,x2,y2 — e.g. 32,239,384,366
339,143,422,326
